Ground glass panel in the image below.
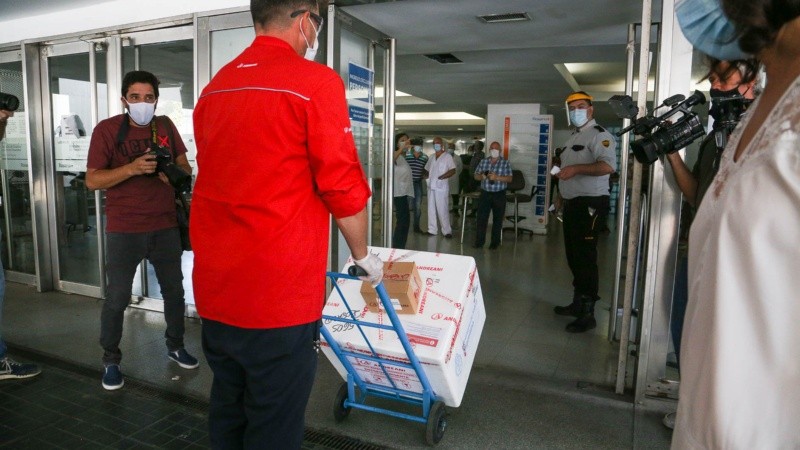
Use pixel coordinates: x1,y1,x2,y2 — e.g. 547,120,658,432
121,39,194,304
49,50,107,285
0,60,35,274
211,28,254,75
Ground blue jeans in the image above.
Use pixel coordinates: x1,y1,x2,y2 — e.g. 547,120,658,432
0,230,6,360
100,228,186,365
412,179,424,230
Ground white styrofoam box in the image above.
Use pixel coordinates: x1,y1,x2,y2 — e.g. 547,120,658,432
321,247,485,407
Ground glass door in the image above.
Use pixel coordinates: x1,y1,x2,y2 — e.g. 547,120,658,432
118,27,195,312
44,41,108,297
0,52,36,280
327,5,394,268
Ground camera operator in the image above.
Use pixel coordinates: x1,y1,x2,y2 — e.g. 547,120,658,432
86,70,197,391
553,91,617,333
660,57,757,430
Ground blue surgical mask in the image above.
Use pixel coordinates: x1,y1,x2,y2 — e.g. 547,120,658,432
434,143,442,151
569,109,589,128
676,0,747,60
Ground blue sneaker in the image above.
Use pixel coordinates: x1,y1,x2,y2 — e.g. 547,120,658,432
102,364,124,390
168,349,199,369
0,357,41,380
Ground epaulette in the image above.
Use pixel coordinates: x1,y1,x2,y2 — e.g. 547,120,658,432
594,125,606,133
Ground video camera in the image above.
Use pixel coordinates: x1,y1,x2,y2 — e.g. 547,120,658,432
0,92,20,111
609,91,707,165
147,144,192,193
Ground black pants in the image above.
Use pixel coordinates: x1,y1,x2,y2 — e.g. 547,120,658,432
392,195,411,249
475,190,507,246
202,319,318,450
562,196,609,298
100,228,185,365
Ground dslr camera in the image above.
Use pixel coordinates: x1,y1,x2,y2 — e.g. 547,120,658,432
609,91,707,165
147,144,192,193
0,92,20,111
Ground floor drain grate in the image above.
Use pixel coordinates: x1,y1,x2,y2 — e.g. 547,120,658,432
303,428,392,450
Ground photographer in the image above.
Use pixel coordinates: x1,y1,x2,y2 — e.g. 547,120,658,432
553,91,617,333
86,70,197,391
661,57,757,430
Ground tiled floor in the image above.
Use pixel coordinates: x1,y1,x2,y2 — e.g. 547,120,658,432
1,209,676,449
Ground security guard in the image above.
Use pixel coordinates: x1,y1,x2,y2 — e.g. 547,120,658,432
553,91,617,333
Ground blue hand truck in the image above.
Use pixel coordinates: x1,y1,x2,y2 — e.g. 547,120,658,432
320,269,448,446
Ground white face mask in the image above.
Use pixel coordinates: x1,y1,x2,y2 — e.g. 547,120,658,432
434,143,442,151
490,149,500,159
301,17,319,61
126,101,155,126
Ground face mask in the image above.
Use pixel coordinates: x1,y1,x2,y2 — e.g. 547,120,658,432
434,143,442,151
569,109,589,128
126,101,155,126
301,17,319,61
413,145,422,153
397,140,407,149
490,149,500,158
675,0,747,60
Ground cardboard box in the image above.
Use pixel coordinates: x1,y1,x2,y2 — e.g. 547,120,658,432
321,247,485,407
361,261,423,314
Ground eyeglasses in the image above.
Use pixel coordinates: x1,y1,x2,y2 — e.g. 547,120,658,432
290,9,324,30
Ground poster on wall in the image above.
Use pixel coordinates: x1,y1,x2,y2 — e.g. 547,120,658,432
504,114,553,234
0,117,29,171
347,62,374,127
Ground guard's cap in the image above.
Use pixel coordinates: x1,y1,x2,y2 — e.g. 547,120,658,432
565,91,593,104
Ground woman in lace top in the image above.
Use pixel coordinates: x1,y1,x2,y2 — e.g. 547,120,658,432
672,1,800,449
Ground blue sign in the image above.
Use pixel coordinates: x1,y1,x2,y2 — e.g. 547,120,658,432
348,62,374,126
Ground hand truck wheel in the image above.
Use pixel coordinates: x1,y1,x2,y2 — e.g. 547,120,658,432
333,382,352,423
425,400,447,445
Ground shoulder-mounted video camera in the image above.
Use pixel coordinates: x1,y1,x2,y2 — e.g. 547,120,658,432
609,91,707,165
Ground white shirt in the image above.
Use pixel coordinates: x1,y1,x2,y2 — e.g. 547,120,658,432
672,74,800,450
424,151,456,192
393,153,414,198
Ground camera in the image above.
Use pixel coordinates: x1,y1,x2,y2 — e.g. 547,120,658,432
610,91,707,165
0,92,20,112
483,170,495,185
148,145,192,193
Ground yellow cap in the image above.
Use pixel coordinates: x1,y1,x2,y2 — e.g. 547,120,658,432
565,91,593,104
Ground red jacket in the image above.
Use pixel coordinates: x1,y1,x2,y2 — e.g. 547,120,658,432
191,36,370,328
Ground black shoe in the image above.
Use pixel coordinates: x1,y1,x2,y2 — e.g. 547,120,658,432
554,301,580,317
488,243,499,249
444,234,453,239
565,296,597,333
414,228,425,234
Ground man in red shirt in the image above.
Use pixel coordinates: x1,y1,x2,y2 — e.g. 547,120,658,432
191,1,382,448
86,70,198,391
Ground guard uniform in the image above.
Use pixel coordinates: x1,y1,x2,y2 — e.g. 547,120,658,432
559,119,617,307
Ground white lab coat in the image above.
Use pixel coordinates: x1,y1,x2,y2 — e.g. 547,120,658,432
672,75,800,449
424,151,456,234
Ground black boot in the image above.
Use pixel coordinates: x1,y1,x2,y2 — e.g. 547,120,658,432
566,296,596,333
554,294,581,317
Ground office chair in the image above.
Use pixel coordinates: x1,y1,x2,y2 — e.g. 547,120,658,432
502,170,526,239
506,185,538,237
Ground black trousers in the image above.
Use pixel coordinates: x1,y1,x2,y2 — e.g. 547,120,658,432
475,190,507,246
392,195,411,249
562,196,609,299
202,319,318,450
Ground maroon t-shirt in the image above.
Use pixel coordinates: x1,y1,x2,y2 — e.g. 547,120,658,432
87,114,188,233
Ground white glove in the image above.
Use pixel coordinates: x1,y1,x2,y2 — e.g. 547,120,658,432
353,253,384,287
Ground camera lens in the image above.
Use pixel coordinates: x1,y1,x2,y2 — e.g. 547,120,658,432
0,92,20,112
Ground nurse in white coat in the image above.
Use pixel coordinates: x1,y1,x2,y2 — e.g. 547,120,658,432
423,136,456,237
